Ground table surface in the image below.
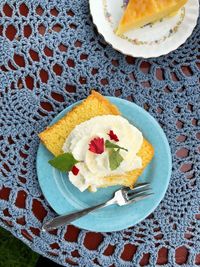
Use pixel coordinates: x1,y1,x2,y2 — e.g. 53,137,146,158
0,2,200,267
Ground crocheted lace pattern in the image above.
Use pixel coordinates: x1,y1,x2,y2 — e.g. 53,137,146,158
0,0,200,266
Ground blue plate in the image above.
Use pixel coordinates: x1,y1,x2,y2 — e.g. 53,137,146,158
36,97,172,232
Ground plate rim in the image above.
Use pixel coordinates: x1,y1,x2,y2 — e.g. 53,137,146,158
89,0,199,58
36,97,172,232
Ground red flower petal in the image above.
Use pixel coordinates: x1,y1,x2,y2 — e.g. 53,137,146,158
71,165,79,176
89,137,104,154
108,130,119,142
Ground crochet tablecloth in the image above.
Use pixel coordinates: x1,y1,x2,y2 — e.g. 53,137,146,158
0,0,200,266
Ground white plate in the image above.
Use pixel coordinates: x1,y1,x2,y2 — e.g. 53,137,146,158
89,0,199,58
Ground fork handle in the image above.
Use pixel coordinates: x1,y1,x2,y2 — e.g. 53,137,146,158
42,199,116,231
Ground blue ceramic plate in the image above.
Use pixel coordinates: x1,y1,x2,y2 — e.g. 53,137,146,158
37,97,172,232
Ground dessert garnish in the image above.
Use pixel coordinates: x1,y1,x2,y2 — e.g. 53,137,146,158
49,152,79,172
49,133,128,172
108,130,119,142
105,140,128,151
105,140,128,170
89,137,105,154
71,165,80,176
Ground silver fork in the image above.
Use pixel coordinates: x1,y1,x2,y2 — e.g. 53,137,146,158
42,183,153,232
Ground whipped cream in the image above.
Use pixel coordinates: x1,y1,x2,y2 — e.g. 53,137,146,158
62,115,143,192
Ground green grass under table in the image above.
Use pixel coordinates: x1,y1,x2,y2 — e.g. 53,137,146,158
0,227,38,267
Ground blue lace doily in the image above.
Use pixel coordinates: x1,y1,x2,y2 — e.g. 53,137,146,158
0,0,200,266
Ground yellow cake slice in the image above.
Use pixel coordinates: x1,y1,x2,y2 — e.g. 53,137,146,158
39,91,154,190
116,0,188,35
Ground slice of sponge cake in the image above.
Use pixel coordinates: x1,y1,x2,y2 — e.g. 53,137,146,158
39,90,154,189
116,0,187,35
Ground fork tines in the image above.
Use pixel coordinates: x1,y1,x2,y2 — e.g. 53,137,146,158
122,183,153,202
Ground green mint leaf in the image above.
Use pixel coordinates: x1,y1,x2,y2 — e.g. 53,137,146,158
48,153,79,172
109,149,124,170
105,140,128,152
